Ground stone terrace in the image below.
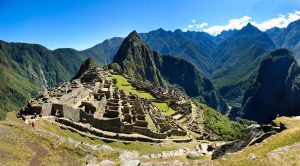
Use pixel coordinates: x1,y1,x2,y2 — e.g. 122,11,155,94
18,68,192,142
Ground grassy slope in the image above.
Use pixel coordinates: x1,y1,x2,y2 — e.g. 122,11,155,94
0,113,85,165
0,112,199,166
211,117,300,166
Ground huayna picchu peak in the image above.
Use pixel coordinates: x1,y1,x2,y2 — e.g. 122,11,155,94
112,30,165,86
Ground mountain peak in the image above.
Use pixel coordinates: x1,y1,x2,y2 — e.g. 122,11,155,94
81,58,98,69
241,48,299,123
239,23,261,34
112,31,164,85
73,58,100,82
127,30,140,39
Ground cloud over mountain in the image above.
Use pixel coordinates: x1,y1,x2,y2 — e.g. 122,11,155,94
183,10,300,35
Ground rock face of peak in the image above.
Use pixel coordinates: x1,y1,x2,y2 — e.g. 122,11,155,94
113,31,228,113
73,58,102,83
241,49,300,123
113,31,165,86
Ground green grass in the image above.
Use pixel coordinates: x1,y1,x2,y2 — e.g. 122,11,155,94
108,74,155,100
35,119,197,155
0,113,84,165
36,120,103,145
108,74,176,115
152,102,175,115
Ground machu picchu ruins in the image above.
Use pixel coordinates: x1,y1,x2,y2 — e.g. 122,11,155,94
18,58,208,144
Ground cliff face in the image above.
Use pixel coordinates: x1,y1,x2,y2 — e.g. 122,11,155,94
113,31,228,113
241,49,300,123
112,31,165,86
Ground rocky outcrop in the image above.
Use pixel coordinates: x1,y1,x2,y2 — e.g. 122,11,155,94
212,124,281,159
241,49,300,123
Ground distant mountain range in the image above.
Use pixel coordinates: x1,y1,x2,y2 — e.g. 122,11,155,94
1,19,300,122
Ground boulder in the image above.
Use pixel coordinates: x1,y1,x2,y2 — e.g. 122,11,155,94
186,152,202,159
212,124,274,159
122,160,140,166
98,160,115,166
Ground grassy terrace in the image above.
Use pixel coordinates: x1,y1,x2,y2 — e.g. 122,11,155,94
1,112,199,160
35,119,191,155
107,74,175,115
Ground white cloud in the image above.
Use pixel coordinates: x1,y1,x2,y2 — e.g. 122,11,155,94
187,24,194,28
184,10,300,36
196,22,208,29
251,10,300,31
202,16,251,35
182,19,208,31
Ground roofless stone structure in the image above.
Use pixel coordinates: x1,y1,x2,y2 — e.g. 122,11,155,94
18,58,208,143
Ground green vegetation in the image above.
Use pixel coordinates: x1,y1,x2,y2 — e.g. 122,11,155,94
193,100,250,141
152,102,175,115
108,74,155,100
108,74,176,115
108,62,122,73
0,65,38,120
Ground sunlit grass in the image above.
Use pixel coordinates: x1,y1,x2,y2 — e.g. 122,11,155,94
108,74,155,100
152,102,175,115
108,74,176,115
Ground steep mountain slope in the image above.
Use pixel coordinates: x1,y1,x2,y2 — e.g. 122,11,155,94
241,49,300,123
154,54,228,113
266,19,300,60
139,29,216,75
112,31,165,86
113,31,228,113
211,23,276,106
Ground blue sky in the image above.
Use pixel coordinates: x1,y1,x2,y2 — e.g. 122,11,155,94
0,0,300,50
